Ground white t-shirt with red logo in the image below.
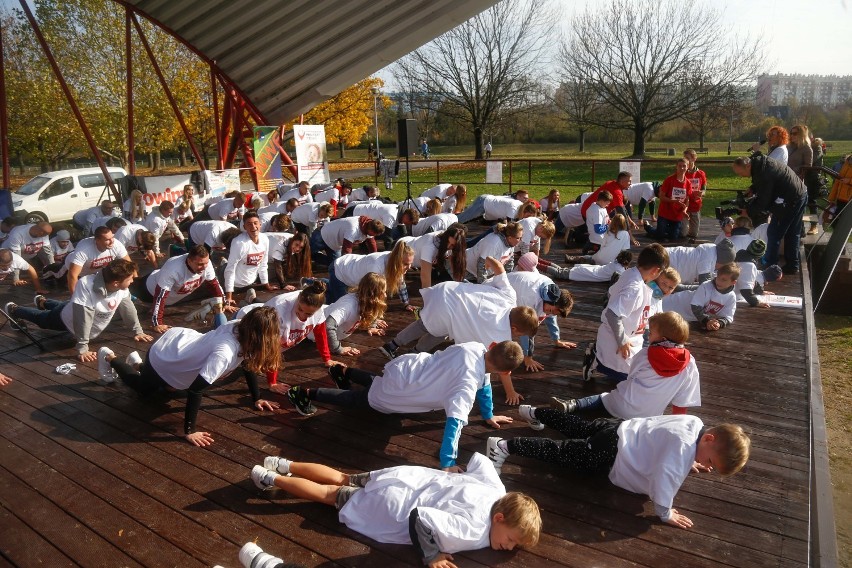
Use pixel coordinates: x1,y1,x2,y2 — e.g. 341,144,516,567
146,253,218,305
114,224,148,255
596,267,652,374
66,237,128,277
0,252,30,283
49,237,75,263
2,225,50,260
59,272,128,340
148,322,243,389
224,232,269,291
662,279,736,325
264,290,326,350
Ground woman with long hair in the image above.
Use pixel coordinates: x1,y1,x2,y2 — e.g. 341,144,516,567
321,272,389,357
401,223,467,289
268,231,313,289
540,189,560,221
104,306,281,446
443,184,467,214
327,240,415,305
124,189,148,224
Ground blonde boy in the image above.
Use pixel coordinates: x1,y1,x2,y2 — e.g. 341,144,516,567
663,263,740,331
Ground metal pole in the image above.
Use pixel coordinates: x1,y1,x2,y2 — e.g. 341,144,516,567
125,7,135,175
18,0,119,201
0,18,11,189
371,87,381,160
210,63,222,169
130,13,205,167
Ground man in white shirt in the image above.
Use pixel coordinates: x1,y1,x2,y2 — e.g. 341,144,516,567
64,226,130,293
279,181,313,206
207,192,246,221
457,194,523,224
0,249,47,294
106,218,158,268
142,200,185,255
223,211,276,307
2,221,54,268
73,200,120,236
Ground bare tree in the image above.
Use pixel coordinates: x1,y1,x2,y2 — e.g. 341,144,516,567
393,0,550,159
559,0,765,157
552,79,600,152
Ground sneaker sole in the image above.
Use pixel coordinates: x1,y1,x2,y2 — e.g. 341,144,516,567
378,346,396,360
251,465,275,490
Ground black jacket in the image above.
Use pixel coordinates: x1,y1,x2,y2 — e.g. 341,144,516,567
746,155,807,220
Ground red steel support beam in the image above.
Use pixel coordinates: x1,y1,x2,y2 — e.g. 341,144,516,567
130,13,204,168
210,63,222,170
18,0,119,202
125,7,135,175
0,18,11,189
223,100,241,169
220,94,232,166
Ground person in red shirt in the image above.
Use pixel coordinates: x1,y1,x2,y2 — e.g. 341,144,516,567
580,172,633,220
682,149,708,244
644,159,691,242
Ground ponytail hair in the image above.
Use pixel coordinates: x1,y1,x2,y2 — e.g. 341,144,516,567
453,184,467,213
298,279,327,307
425,198,442,216
385,240,414,298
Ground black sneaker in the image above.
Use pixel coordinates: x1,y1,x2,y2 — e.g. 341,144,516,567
378,341,398,360
328,364,350,389
551,396,578,413
287,386,317,416
581,342,597,382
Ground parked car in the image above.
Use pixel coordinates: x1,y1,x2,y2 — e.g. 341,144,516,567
11,167,127,224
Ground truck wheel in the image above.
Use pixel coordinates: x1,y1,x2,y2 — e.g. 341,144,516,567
25,212,48,224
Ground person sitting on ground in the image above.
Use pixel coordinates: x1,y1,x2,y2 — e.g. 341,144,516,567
288,341,521,470
172,199,194,231
124,189,148,224
250,454,541,567
5,258,152,363
380,257,539,405
662,262,739,331
583,243,669,383
486,414,748,530
566,213,630,265
104,306,280,446
538,249,633,283
544,311,699,419
0,248,48,294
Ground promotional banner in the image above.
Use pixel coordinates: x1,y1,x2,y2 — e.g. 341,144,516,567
619,161,641,183
253,126,283,193
138,174,193,208
293,124,330,185
203,169,241,202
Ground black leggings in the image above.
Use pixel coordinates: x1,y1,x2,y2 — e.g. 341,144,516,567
310,367,374,409
507,409,622,474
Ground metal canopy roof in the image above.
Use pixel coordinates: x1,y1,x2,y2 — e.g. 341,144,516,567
122,0,500,125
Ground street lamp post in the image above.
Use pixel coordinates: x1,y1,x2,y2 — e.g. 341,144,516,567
371,87,381,161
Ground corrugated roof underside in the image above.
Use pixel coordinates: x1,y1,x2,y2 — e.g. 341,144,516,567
125,0,499,124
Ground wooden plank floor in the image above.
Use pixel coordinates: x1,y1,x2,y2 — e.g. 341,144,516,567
0,222,812,567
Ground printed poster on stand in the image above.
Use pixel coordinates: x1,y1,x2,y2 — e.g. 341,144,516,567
293,125,330,185
619,161,641,183
253,126,283,192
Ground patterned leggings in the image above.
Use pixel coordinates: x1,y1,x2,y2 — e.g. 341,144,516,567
507,409,622,474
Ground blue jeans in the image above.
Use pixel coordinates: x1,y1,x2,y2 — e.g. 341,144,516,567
326,262,349,303
646,216,681,241
12,299,68,331
595,358,628,383
465,229,491,248
574,394,606,412
456,195,487,224
764,194,808,270
310,230,340,265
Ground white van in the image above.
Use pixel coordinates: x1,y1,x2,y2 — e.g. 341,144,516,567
11,167,127,224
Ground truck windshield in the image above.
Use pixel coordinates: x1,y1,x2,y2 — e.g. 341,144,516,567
16,176,51,196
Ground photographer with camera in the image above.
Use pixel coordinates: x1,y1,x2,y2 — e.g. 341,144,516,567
731,155,807,275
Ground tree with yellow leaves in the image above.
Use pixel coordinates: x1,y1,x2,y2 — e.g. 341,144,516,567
302,77,389,159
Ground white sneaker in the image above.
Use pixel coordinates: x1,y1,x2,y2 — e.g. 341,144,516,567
487,437,509,475
244,288,257,305
239,542,284,568
97,347,117,384
184,303,212,322
251,464,277,490
125,351,143,367
518,405,544,431
263,455,292,475
201,297,223,309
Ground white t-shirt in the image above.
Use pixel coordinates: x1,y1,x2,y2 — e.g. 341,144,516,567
332,252,390,287
768,145,788,164
465,233,513,278
734,261,759,301
2,225,50,260
147,253,218,305
224,232,269,291
421,272,516,345
601,348,701,418
0,252,30,283
610,415,703,510
113,224,148,254
348,187,373,202
753,223,769,245
279,187,313,206
728,233,755,253
207,198,243,221
596,267,651,374
662,279,737,324
291,202,325,226
324,293,361,339
539,196,559,214
568,261,625,283
353,202,399,228
592,230,631,265
49,237,75,263
586,203,610,245
59,273,129,340
368,343,488,419
148,322,243,389
400,231,442,265
172,205,194,224
258,211,279,232
624,182,656,205
420,183,453,200
320,218,369,251
506,271,554,318
558,203,584,229
483,195,522,220
67,238,128,276
123,198,149,222
666,244,716,284
264,290,326,350
314,187,340,203
189,220,234,248
412,213,457,237
338,452,503,550
516,217,542,253
265,232,294,261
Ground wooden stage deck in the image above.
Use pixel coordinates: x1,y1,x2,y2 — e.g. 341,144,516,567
0,224,815,567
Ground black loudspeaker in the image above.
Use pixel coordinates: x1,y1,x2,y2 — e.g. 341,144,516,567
396,118,419,157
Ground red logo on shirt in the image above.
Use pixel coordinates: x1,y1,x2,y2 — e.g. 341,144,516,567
177,276,203,294
633,305,650,335
704,300,724,315
246,252,265,266
90,255,113,269
281,324,314,348
23,242,44,254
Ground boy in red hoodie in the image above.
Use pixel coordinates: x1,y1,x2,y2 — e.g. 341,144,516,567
520,311,699,423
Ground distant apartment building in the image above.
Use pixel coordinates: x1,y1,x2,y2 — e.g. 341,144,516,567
757,74,852,109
